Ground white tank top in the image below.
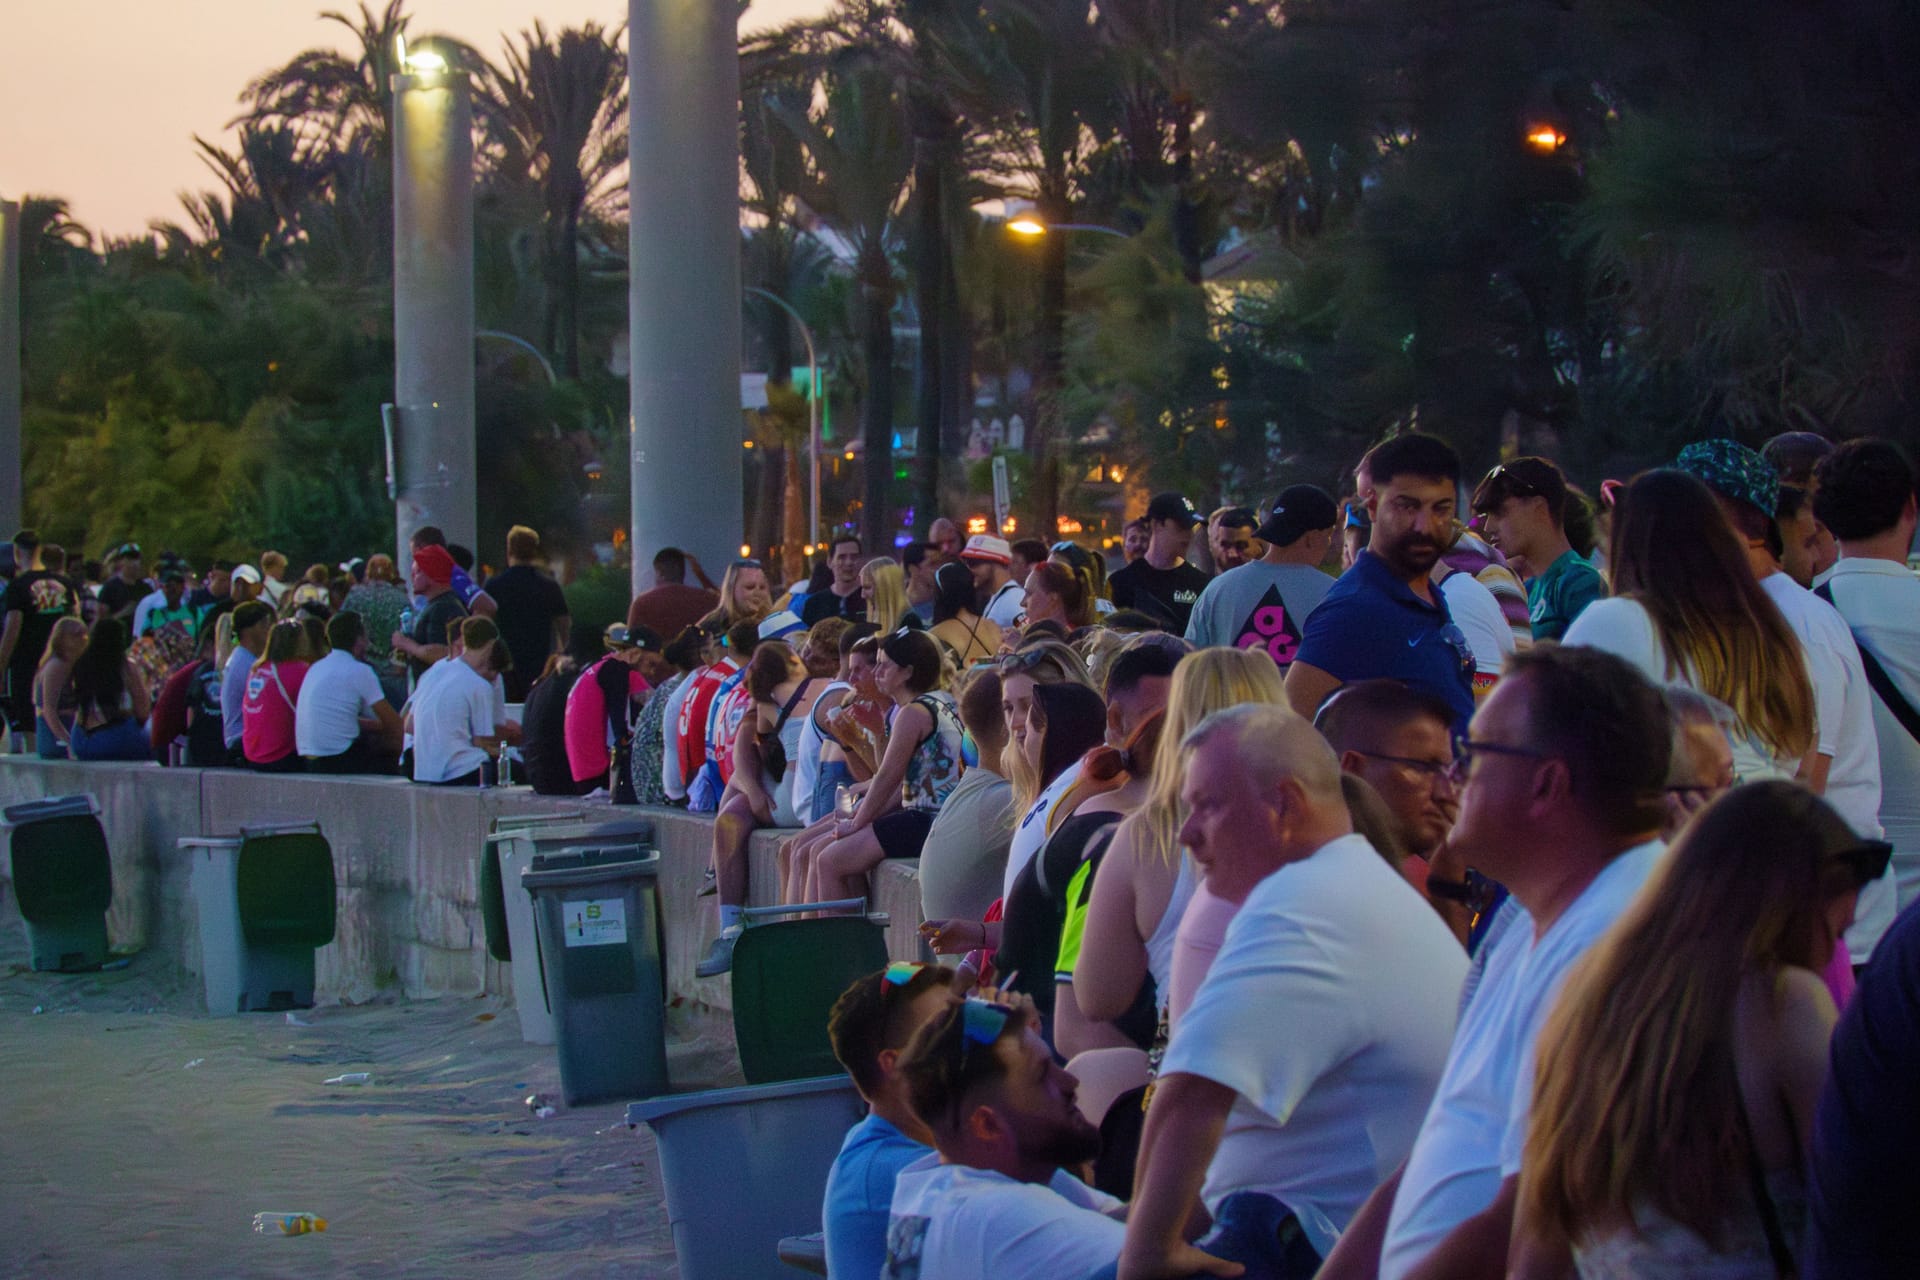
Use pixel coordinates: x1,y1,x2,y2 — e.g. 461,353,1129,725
1145,852,1197,1007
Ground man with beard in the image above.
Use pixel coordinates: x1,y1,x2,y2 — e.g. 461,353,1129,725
1207,506,1263,572
886,992,1123,1280
1285,435,1477,732
1315,679,1461,883
1117,705,1465,1280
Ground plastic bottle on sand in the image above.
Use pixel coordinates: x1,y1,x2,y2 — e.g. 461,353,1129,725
254,1212,328,1236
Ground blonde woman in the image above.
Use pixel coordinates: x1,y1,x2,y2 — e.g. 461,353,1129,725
1513,782,1886,1278
32,617,88,759
862,557,911,634
700,556,774,631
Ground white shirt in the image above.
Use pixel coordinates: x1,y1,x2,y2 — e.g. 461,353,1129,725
1817,557,1920,920
791,679,850,827
1159,833,1467,1257
1380,842,1663,1279
659,674,698,801
1438,568,1515,676
131,588,166,638
884,1155,1123,1280
983,579,1026,628
1760,572,1893,957
1563,595,1799,783
294,650,387,757
1003,761,1084,900
408,659,496,782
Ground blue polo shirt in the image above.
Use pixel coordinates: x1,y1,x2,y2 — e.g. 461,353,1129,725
824,1113,929,1280
1294,550,1476,731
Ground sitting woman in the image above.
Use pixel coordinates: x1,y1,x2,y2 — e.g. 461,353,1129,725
863,557,916,634
704,642,825,956
1022,560,1098,631
807,629,965,903
929,561,1002,667
1512,781,1885,1279
779,627,887,903
241,619,310,773
67,618,154,761
32,617,87,760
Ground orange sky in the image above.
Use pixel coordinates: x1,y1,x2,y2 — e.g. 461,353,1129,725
0,0,830,239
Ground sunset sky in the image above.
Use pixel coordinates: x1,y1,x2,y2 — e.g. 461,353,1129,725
0,0,832,239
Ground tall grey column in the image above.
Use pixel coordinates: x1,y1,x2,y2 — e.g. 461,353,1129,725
0,200,21,538
628,0,744,594
390,68,477,569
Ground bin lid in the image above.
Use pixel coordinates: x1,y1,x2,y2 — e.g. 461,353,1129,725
522,819,654,851
2,794,98,826
625,1074,855,1127
521,848,660,892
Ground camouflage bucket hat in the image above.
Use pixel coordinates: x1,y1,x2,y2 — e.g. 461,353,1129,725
1675,438,1780,518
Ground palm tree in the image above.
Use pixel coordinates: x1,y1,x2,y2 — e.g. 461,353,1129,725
474,21,628,379
772,49,915,551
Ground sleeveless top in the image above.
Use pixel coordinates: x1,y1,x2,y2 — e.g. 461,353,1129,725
1145,853,1198,1012
893,691,965,812
1575,1169,1806,1279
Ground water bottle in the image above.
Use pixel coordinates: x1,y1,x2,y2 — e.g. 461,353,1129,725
253,1211,327,1236
497,750,514,788
835,784,857,819
399,607,415,638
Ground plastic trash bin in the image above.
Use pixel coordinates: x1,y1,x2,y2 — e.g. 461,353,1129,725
522,843,668,1105
628,1075,864,1280
2,795,113,971
489,817,654,1045
479,810,587,963
731,899,891,1085
176,822,336,1015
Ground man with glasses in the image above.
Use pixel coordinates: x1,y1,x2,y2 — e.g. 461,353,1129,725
886,991,1124,1280
1470,456,1605,640
1287,436,1478,733
1315,679,1462,897
826,962,955,1280
1321,645,1671,1280
1185,485,1338,660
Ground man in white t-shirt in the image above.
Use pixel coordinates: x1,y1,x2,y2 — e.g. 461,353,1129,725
297,610,401,773
1815,438,1920,919
405,618,501,785
1121,704,1466,1279
885,991,1123,1280
1320,645,1673,1280
964,536,1026,628
1674,437,1893,956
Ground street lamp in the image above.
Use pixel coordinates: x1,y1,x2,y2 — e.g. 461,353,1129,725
1006,215,1128,240
744,287,821,546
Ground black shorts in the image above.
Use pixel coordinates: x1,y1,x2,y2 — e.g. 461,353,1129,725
873,808,936,860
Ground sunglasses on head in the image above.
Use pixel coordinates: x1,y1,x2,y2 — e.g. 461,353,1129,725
998,646,1053,675
1481,463,1542,499
732,557,763,570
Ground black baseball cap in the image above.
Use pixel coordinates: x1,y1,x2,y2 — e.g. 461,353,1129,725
1256,485,1340,546
11,529,38,550
604,623,664,653
1145,492,1205,526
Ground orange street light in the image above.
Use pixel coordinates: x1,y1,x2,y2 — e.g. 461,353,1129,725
1525,125,1567,153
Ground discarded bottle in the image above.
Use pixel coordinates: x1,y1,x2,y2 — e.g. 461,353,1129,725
324,1072,371,1086
253,1212,327,1236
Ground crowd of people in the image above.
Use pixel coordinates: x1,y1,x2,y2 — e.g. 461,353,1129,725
7,426,1920,1279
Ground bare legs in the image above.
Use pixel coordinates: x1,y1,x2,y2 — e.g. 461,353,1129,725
810,826,886,905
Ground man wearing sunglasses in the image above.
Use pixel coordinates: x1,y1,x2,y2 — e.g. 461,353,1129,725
1321,645,1672,1280
1470,456,1605,641
887,992,1123,1280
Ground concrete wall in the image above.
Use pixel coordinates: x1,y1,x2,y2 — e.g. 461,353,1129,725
0,758,928,1013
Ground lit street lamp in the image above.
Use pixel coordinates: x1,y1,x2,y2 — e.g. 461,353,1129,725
1006,215,1128,240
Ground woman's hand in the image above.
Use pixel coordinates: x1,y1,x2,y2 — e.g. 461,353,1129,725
920,917,986,955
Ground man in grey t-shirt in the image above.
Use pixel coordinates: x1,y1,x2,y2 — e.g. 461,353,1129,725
1184,485,1339,667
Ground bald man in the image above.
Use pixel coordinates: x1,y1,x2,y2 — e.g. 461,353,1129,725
1117,704,1466,1280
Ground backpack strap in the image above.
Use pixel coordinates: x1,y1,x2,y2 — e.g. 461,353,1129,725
1815,580,1920,745
768,678,813,738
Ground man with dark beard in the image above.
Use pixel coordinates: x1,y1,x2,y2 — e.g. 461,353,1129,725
1285,435,1477,732
885,992,1122,1279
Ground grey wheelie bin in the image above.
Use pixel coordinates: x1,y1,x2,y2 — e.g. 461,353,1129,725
522,842,668,1105
2,795,113,971
177,822,336,1014
487,816,653,1045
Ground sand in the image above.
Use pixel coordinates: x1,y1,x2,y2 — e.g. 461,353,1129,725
0,940,743,1278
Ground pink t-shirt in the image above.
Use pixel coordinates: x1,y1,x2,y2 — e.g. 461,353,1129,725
562,657,651,784
242,659,310,764
1167,881,1242,1033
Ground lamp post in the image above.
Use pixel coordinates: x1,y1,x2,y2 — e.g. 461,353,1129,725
627,0,744,598
0,199,19,538
1006,216,1128,240
389,40,477,569
744,287,820,544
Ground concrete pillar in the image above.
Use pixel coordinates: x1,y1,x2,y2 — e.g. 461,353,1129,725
627,0,744,594
390,69,477,569
0,200,20,538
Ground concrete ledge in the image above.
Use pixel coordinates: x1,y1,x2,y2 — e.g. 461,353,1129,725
0,757,928,1015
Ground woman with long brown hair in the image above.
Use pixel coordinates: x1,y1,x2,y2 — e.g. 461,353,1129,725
1513,782,1888,1278
1565,469,1814,783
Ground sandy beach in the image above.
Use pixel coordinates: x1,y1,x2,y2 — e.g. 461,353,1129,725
0,938,740,1278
